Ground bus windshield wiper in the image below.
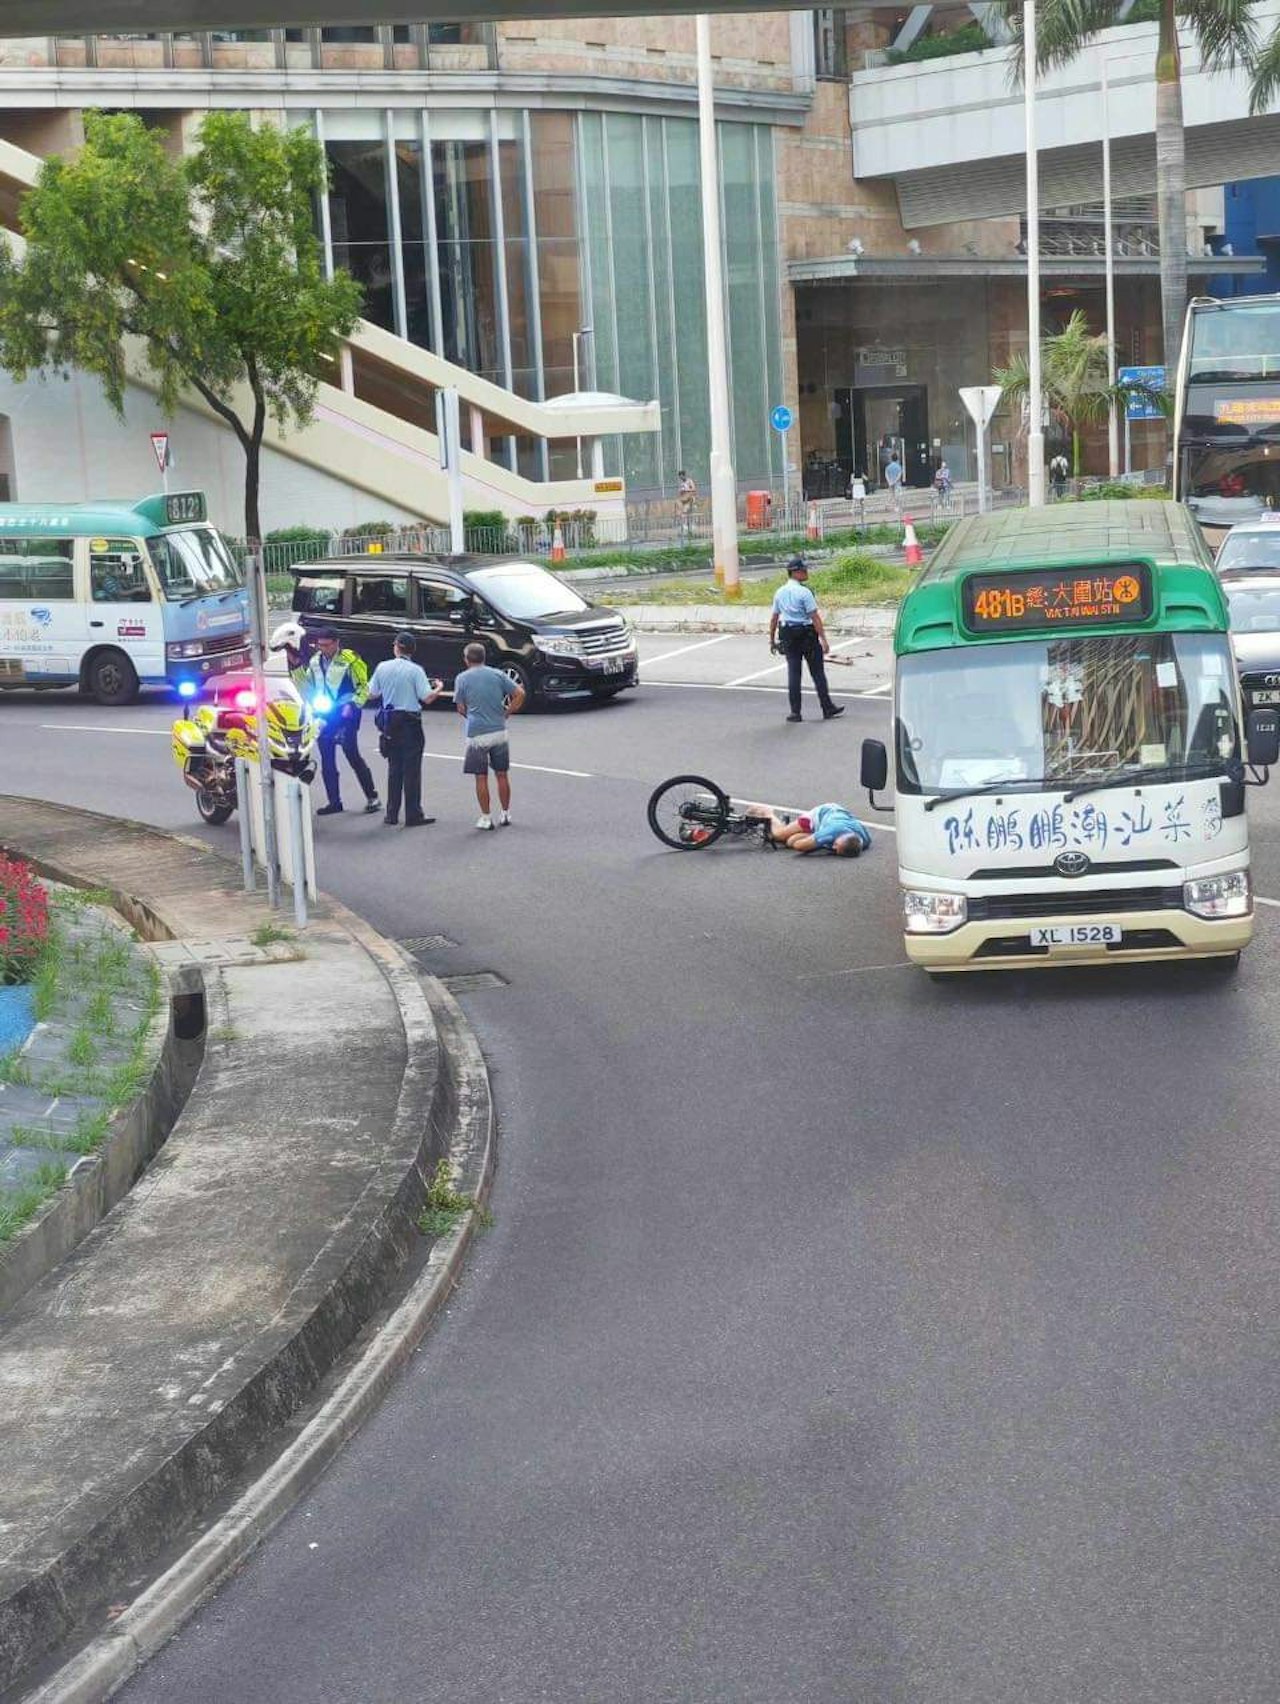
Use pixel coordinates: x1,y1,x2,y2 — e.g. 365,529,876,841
1063,760,1225,803
923,776,1038,813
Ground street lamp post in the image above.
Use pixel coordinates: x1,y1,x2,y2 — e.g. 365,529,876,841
696,13,740,596
1102,59,1119,479
572,324,593,480
1024,0,1045,507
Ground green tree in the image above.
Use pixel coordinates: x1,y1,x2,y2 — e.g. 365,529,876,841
995,308,1166,476
1005,1,1259,378
0,111,362,546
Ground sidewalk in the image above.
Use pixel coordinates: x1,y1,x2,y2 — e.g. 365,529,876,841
0,800,471,1697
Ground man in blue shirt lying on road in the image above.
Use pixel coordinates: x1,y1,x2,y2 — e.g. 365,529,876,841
748,801,872,857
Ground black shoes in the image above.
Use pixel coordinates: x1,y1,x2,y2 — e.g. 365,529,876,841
405,815,436,828
786,713,803,723
383,816,398,826
363,797,382,815
316,802,343,817
823,705,846,720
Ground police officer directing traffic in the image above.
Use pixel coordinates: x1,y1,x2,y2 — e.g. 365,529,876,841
768,556,845,724
305,627,381,818
365,632,445,827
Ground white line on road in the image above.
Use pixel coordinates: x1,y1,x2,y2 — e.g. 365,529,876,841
642,679,893,702
861,682,892,696
639,635,736,668
724,636,868,689
40,724,167,735
1255,895,1280,909
425,751,592,779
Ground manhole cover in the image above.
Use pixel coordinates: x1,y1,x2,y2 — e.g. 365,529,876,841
442,972,508,993
400,934,458,957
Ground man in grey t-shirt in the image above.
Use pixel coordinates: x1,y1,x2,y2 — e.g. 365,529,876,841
453,642,525,829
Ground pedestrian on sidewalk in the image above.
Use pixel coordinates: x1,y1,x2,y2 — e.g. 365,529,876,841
453,642,525,830
768,557,845,724
305,628,380,818
365,632,444,828
884,453,904,508
677,469,697,540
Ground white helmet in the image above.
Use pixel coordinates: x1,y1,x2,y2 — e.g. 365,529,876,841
269,620,306,651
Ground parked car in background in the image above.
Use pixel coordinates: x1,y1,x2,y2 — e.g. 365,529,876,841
1223,569,1280,710
1215,514,1280,575
290,554,638,705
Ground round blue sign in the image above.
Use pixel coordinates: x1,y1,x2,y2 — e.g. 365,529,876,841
770,405,794,433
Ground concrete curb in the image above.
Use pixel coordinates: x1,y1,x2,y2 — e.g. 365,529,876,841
621,604,899,636
17,969,494,1704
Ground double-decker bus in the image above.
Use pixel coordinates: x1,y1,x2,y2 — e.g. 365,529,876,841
858,503,1280,976
1173,294,1280,544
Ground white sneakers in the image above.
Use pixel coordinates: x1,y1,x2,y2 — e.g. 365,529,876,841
476,814,494,831
499,810,512,827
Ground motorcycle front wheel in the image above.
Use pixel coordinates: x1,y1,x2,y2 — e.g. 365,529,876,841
196,787,235,827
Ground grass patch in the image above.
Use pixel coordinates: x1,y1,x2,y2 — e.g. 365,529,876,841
250,922,296,949
605,549,917,609
416,1157,492,1239
67,1028,98,1069
0,1161,68,1243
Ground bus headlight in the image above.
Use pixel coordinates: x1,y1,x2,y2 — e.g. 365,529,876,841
167,641,206,660
1183,870,1251,919
902,890,968,934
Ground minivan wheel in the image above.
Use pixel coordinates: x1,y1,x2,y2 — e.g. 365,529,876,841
500,660,533,702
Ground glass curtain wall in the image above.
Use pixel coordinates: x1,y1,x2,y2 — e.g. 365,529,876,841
322,108,784,495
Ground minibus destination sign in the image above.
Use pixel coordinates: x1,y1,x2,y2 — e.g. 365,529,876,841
166,491,207,524
962,563,1152,634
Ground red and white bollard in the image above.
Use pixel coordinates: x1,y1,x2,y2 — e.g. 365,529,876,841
806,502,824,543
550,520,566,564
902,515,924,567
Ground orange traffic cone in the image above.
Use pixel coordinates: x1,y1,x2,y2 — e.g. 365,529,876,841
806,502,823,543
550,519,566,564
902,514,923,567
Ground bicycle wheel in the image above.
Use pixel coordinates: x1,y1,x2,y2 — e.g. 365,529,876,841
647,775,730,850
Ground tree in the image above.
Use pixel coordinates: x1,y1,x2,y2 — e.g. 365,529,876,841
1005,1,1259,378
0,111,363,547
995,308,1166,476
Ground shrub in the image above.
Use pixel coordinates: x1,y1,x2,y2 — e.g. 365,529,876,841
886,22,991,63
266,525,331,545
0,858,49,985
341,519,396,539
1076,482,1170,502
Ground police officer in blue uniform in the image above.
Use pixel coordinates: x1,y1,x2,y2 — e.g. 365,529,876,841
365,632,445,826
768,557,845,724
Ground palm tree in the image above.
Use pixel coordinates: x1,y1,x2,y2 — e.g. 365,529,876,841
1006,1,1259,378
995,308,1166,477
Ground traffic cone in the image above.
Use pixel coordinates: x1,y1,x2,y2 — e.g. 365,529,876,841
550,519,566,564
806,502,823,543
902,514,924,567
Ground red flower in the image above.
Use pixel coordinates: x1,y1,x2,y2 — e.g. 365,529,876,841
0,857,50,985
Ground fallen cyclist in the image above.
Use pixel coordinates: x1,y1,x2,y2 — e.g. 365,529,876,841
747,801,872,857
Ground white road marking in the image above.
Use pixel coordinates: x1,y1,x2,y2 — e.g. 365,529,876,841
861,682,893,696
723,636,870,690
426,752,592,779
40,724,167,735
642,679,893,702
1255,895,1280,909
639,635,736,668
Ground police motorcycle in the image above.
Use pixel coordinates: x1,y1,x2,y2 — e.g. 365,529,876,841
170,627,319,826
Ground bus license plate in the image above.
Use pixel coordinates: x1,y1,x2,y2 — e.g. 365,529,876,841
1032,924,1121,947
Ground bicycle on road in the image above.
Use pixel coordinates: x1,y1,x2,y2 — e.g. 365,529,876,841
646,774,780,850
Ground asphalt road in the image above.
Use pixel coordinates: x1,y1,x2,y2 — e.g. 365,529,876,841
5,637,1280,1704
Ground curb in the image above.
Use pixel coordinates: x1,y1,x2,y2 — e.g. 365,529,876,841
621,604,899,636
19,968,494,1704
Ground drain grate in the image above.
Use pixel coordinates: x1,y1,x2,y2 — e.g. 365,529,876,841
442,971,508,993
400,934,458,957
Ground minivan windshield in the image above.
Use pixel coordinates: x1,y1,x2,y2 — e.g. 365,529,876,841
1225,580,1280,632
897,633,1239,795
1217,528,1280,573
146,527,244,600
466,563,589,621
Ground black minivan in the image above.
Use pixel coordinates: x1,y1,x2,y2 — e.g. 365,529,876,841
290,554,638,703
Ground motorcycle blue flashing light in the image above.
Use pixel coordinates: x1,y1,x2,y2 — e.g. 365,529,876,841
312,693,333,714
177,680,198,698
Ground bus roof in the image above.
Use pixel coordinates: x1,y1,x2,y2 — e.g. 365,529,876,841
897,500,1223,656
0,492,207,537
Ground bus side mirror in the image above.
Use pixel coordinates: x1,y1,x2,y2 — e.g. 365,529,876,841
1247,707,1280,769
860,738,891,813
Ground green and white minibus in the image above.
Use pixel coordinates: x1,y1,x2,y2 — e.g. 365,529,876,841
0,491,249,705
860,502,1279,974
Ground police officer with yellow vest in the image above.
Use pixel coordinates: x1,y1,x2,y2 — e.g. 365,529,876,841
304,627,381,816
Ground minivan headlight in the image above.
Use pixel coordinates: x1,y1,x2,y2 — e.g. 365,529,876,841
535,634,584,657
1183,870,1251,918
902,890,967,934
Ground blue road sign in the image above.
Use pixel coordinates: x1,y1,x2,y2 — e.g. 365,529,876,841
770,404,794,433
1119,365,1166,421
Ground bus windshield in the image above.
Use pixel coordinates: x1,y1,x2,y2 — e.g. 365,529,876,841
146,527,243,600
1182,446,1280,525
1188,301,1280,382
896,633,1239,795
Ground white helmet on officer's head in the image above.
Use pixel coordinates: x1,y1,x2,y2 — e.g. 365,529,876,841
269,620,306,652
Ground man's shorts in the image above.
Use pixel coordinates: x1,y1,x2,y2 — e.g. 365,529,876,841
463,731,510,775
